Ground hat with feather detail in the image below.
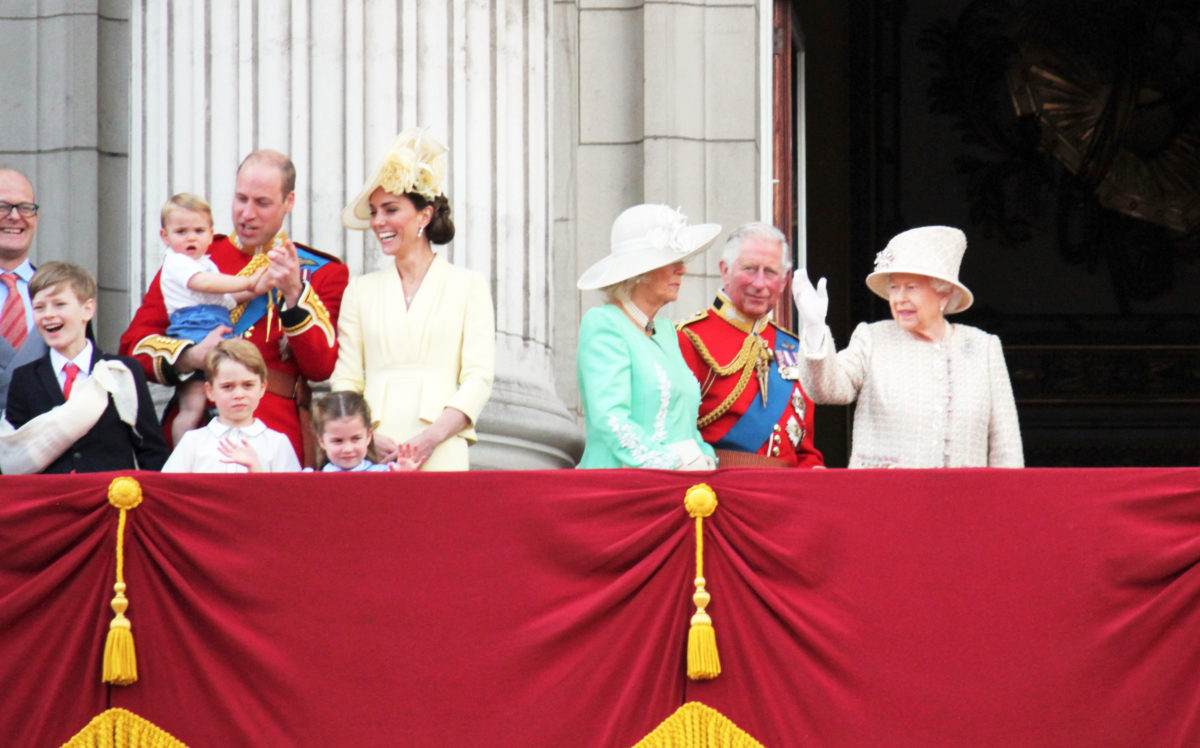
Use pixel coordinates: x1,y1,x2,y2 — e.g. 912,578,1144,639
341,127,448,230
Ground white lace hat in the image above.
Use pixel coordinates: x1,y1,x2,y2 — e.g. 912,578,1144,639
341,127,447,230
576,204,721,290
864,225,975,313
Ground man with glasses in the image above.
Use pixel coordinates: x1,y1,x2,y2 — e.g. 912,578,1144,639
0,168,46,412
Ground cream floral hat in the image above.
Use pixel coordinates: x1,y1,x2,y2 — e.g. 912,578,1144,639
341,127,448,230
576,204,721,290
864,225,975,313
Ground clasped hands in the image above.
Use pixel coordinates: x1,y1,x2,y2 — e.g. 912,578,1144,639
260,240,303,306
239,239,304,300
178,241,304,374
373,433,430,472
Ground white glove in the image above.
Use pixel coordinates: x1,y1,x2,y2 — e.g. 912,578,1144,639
681,453,715,470
666,440,715,471
792,270,828,350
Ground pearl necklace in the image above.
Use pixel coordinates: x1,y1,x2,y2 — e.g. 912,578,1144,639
621,299,655,335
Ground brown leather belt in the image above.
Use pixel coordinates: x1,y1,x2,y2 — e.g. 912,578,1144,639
264,368,316,467
713,448,791,468
265,368,310,406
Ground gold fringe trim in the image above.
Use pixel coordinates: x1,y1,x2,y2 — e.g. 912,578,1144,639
103,477,143,686
61,708,188,748
633,702,764,748
684,484,721,680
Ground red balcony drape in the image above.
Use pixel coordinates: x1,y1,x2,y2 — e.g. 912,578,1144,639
2,468,1199,747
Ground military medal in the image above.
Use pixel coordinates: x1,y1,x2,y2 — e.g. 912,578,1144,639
775,348,800,380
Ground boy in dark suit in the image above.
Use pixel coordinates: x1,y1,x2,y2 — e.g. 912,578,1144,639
4,262,168,473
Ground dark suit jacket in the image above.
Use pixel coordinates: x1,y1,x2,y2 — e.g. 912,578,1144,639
0,333,45,412
5,346,169,473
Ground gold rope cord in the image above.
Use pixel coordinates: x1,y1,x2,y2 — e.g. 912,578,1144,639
684,484,720,680
632,702,764,748
103,477,143,686
682,329,769,428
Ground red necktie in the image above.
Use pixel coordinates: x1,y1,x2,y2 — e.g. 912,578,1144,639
0,272,27,350
62,362,80,399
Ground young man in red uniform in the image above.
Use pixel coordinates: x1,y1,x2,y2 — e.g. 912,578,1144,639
120,151,348,466
677,223,824,468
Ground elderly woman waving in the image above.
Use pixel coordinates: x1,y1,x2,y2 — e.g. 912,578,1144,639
575,204,719,470
794,226,1023,468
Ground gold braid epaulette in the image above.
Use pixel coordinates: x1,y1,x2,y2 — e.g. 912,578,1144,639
682,328,770,428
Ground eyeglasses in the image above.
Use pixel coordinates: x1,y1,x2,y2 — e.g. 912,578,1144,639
0,202,39,218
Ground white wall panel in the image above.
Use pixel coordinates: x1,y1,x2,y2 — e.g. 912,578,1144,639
132,0,577,467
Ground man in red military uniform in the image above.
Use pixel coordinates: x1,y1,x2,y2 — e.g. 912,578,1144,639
677,223,823,467
119,150,348,465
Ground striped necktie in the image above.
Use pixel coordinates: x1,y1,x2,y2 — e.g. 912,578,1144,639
0,272,28,349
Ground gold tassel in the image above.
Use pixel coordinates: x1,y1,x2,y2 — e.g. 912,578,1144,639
103,477,143,686
684,483,721,680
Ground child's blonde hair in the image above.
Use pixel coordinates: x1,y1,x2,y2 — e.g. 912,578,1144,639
204,338,267,382
161,192,213,228
29,261,97,303
311,390,379,465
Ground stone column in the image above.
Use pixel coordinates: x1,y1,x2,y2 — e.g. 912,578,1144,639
552,0,768,413
0,1,130,349
132,0,582,468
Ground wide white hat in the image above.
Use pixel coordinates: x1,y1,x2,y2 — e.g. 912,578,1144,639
576,204,721,290
341,127,448,230
864,225,975,314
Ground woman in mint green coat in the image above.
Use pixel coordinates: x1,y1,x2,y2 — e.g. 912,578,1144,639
575,204,719,470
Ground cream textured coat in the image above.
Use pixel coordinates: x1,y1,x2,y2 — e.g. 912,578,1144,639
801,320,1023,468
330,254,495,470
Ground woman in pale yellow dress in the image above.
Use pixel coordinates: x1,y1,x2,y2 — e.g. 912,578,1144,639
331,128,494,471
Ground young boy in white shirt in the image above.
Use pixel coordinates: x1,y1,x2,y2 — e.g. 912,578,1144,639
162,338,299,473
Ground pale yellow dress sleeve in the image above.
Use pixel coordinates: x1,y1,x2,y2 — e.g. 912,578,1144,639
443,270,495,430
329,274,365,394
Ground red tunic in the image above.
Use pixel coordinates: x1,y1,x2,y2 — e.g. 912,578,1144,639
677,297,824,467
119,234,348,460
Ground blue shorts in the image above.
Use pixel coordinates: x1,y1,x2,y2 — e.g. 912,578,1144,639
167,304,234,344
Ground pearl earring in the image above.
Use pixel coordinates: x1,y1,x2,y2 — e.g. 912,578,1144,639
418,225,425,237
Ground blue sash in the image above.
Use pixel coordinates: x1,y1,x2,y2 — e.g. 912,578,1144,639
713,335,792,454
231,247,333,336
